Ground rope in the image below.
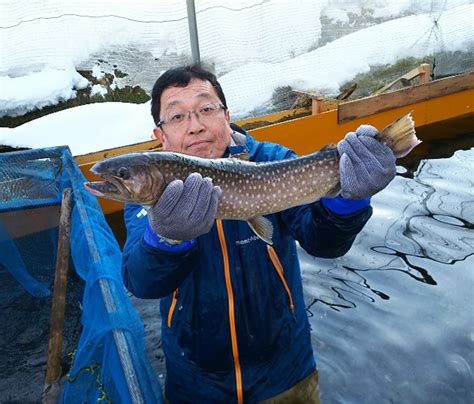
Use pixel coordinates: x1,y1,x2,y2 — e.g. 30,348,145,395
67,350,111,403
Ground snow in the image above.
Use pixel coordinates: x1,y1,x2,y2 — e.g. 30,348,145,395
221,4,474,116
91,65,105,81
0,102,155,156
0,68,89,117
0,1,472,155
90,84,108,97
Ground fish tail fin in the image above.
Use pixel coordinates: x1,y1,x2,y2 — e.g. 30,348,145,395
376,112,421,158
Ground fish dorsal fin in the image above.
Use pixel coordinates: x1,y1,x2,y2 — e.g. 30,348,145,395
247,216,274,245
320,143,337,152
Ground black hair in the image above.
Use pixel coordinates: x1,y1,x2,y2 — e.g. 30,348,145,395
150,64,227,126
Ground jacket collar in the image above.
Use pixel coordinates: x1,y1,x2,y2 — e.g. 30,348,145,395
225,123,259,160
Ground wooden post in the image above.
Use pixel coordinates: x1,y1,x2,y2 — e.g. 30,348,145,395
43,188,73,400
312,96,325,115
292,90,324,115
419,63,431,84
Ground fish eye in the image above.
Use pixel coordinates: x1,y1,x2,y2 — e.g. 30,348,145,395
117,166,130,179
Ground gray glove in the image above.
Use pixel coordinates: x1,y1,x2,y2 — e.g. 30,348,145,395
148,173,222,241
337,124,396,199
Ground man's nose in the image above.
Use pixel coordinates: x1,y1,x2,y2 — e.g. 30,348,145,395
188,111,205,133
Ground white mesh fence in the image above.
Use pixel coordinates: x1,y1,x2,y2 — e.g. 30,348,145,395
1,0,473,118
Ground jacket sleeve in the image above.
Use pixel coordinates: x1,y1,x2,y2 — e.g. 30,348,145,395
280,201,372,258
265,143,373,258
121,204,198,298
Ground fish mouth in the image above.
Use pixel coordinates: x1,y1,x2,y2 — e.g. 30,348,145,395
84,174,132,200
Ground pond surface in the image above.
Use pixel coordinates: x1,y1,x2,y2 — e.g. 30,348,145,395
129,146,474,403
301,147,474,403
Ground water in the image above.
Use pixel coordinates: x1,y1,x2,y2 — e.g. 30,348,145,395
301,148,474,403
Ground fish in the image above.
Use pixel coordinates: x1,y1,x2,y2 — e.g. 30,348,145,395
84,113,420,244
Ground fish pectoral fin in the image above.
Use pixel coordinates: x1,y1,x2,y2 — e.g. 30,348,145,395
325,182,341,198
247,216,274,245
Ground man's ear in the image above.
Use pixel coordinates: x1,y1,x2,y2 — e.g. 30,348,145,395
153,127,165,144
224,109,231,124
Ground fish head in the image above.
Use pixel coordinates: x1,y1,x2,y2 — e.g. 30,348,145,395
84,153,166,205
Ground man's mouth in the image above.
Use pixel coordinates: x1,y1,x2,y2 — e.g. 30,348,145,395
187,140,211,149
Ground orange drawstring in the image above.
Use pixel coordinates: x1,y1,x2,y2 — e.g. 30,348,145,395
216,220,243,404
167,289,179,328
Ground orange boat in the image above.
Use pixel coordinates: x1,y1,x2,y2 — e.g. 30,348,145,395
76,70,474,215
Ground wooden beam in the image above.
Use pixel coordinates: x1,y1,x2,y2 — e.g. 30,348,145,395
43,188,73,401
75,139,161,165
236,106,311,127
374,63,432,95
338,71,474,123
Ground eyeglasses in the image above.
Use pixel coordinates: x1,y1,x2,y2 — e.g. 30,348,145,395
158,102,226,130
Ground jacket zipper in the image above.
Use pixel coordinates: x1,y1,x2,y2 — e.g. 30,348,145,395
267,245,296,319
167,289,179,328
216,219,243,404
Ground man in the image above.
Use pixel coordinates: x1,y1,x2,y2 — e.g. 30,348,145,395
122,65,396,403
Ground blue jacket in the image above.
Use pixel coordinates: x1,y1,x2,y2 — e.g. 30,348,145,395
122,128,372,403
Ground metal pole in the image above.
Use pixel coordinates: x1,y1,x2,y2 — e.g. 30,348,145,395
186,0,201,65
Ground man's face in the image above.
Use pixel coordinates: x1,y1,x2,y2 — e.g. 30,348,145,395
153,78,233,159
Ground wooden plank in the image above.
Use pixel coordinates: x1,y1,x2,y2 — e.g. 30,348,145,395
236,106,311,126
75,139,162,165
338,71,474,123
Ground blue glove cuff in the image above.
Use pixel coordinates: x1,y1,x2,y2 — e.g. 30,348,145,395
321,195,371,214
144,224,197,252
